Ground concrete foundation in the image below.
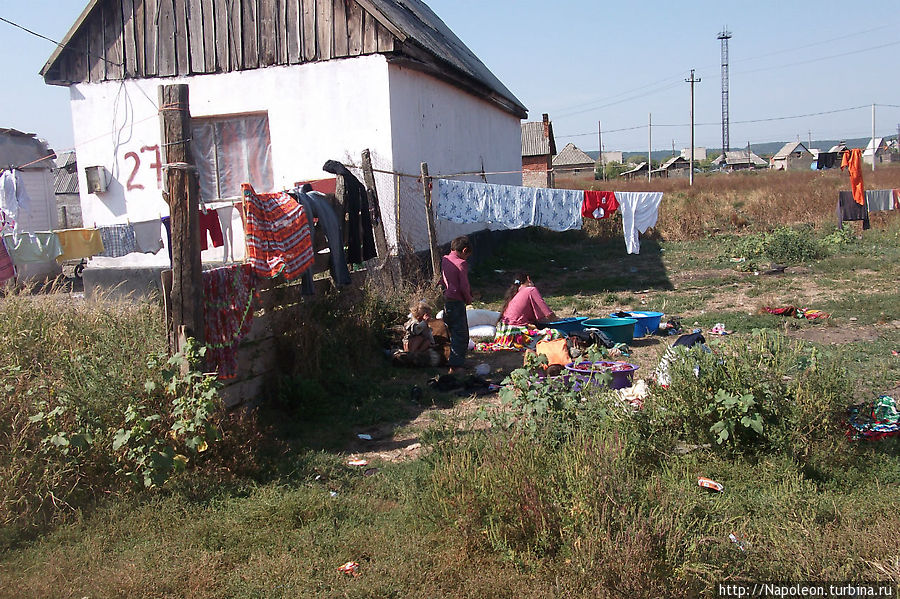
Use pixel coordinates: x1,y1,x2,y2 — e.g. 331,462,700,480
82,265,166,301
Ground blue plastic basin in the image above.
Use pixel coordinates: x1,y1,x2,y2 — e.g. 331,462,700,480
609,311,664,337
542,317,588,335
582,318,637,344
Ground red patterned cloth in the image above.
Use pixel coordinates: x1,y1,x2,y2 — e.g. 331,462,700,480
203,264,256,379
242,183,313,281
582,191,618,219
0,236,15,284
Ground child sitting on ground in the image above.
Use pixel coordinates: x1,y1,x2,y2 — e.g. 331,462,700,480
393,301,441,367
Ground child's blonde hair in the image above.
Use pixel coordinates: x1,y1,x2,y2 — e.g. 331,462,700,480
410,300,432,321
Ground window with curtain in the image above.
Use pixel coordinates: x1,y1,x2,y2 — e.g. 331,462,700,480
191,113,274,202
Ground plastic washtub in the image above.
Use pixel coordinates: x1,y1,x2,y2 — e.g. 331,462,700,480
564,360,639,390
542,316,588,335
582,317,637,344
609,311,664,337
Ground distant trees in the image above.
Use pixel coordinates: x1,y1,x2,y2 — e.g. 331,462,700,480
595,161,629,180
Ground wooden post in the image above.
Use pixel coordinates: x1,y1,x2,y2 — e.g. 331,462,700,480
420,162,441,284
158,83,203,351
360,149,400,286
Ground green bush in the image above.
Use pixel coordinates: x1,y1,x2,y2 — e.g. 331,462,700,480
764,226,825,264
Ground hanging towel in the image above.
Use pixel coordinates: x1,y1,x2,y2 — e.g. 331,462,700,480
866,189,894,212
215,205,235,262
241,183,314,280
56,228,105,263
199,208,224,250
98,224,136,258
616,192,664,254
132,219,165,254
202,263,255,380
321,160,377,264
0,169,31,223
535,187,583,232
0,236,15,284
2,231,62,264
840,149,865,206
582,190,619,220
161,216,172,265
837,191,870,230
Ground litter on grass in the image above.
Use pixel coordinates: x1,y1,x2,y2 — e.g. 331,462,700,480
337,561,360,577
348,459,369,467
698,477,724,492
357,434,372,440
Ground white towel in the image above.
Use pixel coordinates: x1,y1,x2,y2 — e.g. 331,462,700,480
615,192,663,254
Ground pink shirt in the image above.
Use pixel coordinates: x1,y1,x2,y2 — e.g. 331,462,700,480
501,286,553,326
441,252,472,303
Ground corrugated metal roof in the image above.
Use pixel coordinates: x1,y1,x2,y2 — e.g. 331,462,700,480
552,143,595,167
714,151,767,167
54,151,79,195
522,122,551,157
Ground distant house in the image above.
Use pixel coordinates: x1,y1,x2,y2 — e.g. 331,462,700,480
680,147,707,161
54,151,82,228
712,150,767,172
656,155,691,178
522,114,556,187
601,151,624,164
771,142,813,171
0,128,60,280
829,142,848,154
552,142,595,176
863,137,890,165
620,161,649,180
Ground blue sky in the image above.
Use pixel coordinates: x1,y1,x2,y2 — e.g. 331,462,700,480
2,1,899,153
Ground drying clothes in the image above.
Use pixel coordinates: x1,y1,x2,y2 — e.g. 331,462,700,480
0,169,31,225
322,160,377,264
837,191,869,230
615,192,664,254
894,189,900,210
56,228,105,263
199,209,225,251
0,237,15,284
98,224,136,258
242,183,313,281
840,148,865,206
290,189,352,295
132,220,165,254
435,179,582,232
2,231,62,264
866,189,894,212
161,216,172,265
215,205,236,262
202,263,255,380
582,190,619,220
816,152,838,170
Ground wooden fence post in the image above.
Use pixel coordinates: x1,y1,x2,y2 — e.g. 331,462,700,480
158,83,203,352
420,162,441,283
360,149,400,287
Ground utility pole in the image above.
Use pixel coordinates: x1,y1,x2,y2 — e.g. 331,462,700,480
686,68,701,186
648,112,652,183
808,130,812,150
717,28,733,154
598,120,605,181
872,103,876,172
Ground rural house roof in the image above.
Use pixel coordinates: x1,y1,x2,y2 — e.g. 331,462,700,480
714,151,767,167
54,151,79,194
41,0,527,118
864,137,886,154
773,141,811,159
552,143,595,167
620,162,647,176
521,121,555,157
659,155,689,170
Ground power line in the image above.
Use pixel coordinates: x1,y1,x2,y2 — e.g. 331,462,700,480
0,14,123,67
738,39,900,76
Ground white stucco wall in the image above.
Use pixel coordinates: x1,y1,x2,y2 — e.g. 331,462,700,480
385,64,522,250
70,54,394,267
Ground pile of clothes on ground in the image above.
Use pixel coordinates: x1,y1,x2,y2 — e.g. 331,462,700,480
847,395,900,441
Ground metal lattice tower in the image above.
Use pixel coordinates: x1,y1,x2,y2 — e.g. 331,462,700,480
717,28,732,153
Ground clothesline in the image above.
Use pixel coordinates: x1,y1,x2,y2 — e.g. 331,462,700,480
344,164,595,180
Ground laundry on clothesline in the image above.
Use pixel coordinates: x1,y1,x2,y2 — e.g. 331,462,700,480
241,183,314,281
864,189,896,213
616,191,664,255
203,263,256,380
132,220,165,254
0,237,15,284
99,224,136,258
57,228,105,262
840,148,865,206
0,169,31,226
2,231,62,264
582,190,618,220
837,191,870,230
322,160,378,264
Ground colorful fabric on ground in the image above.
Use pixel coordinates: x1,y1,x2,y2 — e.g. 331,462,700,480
132,220,164,254
242,183,313,281
56,228,105,263
475,321,563,352
582,190,618,219
0,236,15,283
847,396,900,441
98,224,136,258
840,148,865,206
2,231,62,264
763,306,830,319
203,263,256,379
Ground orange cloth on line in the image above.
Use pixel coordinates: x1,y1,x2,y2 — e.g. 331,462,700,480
536,338,571,367
840,148,865,206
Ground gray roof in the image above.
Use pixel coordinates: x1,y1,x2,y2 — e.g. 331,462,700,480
714,151,767,167
659,155,689,170
54,151,79,194
552,143,595,167
773,141,811,159
620,162,648,176
0,128,55,170
522,121,553,157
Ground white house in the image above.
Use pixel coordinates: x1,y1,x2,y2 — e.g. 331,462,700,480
42,0,527,272
0,128,60,280
863,137,888,165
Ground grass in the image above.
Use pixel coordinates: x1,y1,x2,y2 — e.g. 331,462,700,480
2,172,900,597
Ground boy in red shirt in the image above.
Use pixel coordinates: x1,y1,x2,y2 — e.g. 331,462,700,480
441,236,473,373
